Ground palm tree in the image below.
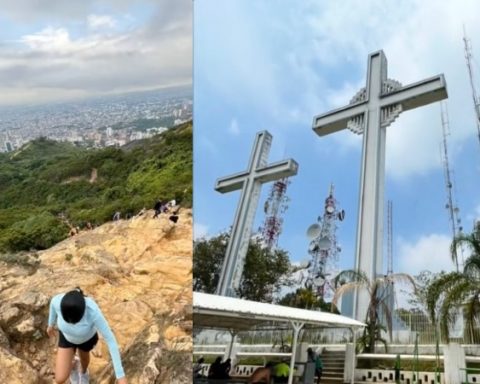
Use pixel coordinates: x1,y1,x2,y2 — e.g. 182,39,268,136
332,269,415,353
426,225,480,342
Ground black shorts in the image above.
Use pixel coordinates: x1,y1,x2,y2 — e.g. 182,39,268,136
58,331,98,352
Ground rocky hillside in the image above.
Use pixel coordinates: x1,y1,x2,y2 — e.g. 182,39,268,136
0,209,192,384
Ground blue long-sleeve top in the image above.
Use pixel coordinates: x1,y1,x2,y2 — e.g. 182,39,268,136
48,293,125,379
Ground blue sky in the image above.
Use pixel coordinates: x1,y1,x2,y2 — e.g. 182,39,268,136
0,0,191,106
194,0,480,299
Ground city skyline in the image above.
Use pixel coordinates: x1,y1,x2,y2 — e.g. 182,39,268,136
0,86,192,152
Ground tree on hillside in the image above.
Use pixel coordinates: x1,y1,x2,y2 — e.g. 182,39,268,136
193,232,291,302
332,269,415,353
0,122,192,253
426,224,480,342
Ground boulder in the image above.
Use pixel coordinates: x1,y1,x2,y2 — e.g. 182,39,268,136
0,346,40,384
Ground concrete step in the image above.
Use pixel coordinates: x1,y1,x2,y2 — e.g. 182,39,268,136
324,370,344,375
322,371,343,377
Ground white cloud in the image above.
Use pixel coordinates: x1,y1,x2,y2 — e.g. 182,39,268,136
229,118,240,135
20,27,75,52
87,14,117,30
194,222,209,240
204,0,480,180
0,1,192,106
397,233,455,275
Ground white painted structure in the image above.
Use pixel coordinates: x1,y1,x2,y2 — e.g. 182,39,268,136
312,50,448,320
215,131,298,296
193,292,365,384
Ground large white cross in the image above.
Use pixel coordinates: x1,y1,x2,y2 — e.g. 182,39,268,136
313,50,447,320
216,130,298,297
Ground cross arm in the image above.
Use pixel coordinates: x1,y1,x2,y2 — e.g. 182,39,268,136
255,159,299,183
214,159,299,193
313,102,367,136
215,171,250,193
380,74,448,110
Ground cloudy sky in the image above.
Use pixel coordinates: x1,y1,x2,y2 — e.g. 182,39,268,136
194,0,480,302
0,0,191,106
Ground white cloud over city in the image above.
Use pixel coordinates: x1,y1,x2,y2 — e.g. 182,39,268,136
0,0,191,106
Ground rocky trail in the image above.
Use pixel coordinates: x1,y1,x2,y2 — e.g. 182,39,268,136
0,209,192,384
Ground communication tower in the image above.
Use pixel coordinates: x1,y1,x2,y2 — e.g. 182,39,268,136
305,184,345,300
463,27,480,147
260,178,290,250
440,101,463,271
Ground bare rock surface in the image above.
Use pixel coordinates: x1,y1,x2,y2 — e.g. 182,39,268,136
0,209,192,383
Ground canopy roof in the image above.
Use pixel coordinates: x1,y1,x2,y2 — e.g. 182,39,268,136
194,292,365,331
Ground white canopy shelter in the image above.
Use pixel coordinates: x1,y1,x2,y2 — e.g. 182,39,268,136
194,292,365,384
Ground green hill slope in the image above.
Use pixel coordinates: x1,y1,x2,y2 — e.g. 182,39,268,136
0,121,192,253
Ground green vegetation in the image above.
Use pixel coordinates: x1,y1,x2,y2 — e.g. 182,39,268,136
278,287,338,313
357,358,443,372
426,225,480,342
332,270,416,353
193,232,292,302
0,121,192,253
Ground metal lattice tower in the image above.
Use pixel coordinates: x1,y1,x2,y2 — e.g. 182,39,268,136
305,184,345,300
463,27,480,147
440,101,463,271
260,178,291,250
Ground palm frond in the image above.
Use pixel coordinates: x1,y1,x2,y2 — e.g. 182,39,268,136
379,301,393,340
332,282,364,307
425,272,463,322
438,279,471,339
464,254,480,276
333,269,369,288
452,233,480,265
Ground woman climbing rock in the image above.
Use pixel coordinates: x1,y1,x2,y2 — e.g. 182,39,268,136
47,288,127,384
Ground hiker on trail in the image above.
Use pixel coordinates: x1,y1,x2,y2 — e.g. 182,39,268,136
169,213,179,224
153,199,163,218
47,288,127,384
86,222,93,230
308,347,323,384
113,211,121,221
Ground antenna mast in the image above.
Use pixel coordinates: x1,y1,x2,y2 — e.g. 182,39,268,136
440,101,463,271
463,27,480,146
260,178,290,250
305,184,345,301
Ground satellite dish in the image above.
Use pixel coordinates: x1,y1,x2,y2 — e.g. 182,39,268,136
308,242,319,253
318,236,331,250
306,223,321,239
326,205,334,214
338,209,345,221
